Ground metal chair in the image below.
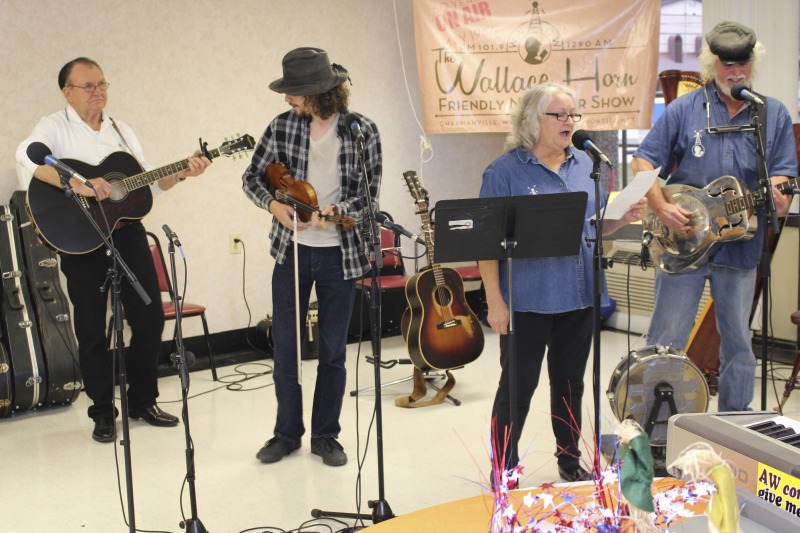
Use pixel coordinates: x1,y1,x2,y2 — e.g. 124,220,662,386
107,231,218,381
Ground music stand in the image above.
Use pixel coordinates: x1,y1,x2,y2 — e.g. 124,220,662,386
434,192,588,468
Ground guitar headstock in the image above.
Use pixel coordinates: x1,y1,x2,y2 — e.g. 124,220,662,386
402,171,429,213
202,134,255,160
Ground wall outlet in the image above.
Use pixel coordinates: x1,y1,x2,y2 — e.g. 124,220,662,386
230,234,243,254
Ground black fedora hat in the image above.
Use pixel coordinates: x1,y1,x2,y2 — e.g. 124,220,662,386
269,47,349,96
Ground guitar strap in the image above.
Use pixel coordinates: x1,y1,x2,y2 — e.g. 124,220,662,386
110,118,140,164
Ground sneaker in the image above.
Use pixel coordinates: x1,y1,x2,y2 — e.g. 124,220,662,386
256,436,300,463
311,437,348,466
558,463,591,482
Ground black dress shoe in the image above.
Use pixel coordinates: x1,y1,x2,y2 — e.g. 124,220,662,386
129,404,179,427
558,463,591,482
92,417,115,443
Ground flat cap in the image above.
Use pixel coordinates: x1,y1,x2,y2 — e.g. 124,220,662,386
705,21,756,64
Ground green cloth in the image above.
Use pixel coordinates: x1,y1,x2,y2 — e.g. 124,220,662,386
619,433,655,512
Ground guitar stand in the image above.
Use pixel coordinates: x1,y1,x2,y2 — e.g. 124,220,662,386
349,359,459,405
643,382,678,478
394,368,461,408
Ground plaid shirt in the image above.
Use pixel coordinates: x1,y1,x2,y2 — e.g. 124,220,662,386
242,110,382,280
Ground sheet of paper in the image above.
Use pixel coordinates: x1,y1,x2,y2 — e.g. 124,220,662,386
592,166,660,220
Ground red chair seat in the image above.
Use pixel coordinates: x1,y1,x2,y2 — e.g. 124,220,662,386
454,264,481,281
356,275,409,290
163,302,207,317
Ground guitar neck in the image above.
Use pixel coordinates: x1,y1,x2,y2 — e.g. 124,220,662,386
125,147,223,191
726,177,799,215
419,209,447,282
127,160,191,190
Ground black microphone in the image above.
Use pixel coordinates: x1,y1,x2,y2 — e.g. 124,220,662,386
641,231,653,265
343,112,365,144
170,350,195,367
731,84,764,106
162,224,182,247
571,130,612,168
27,142,93,188
375,212,425,246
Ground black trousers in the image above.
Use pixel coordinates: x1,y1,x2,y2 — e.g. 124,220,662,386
60,222,164,420
491,307,593,469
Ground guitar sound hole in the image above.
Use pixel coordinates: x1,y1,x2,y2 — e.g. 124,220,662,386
107,175,129,202
434,288,452,307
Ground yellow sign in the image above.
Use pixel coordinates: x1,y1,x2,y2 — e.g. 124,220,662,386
757,463,800,519
412,0,661,133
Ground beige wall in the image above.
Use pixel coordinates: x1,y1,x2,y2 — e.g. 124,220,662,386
0,0,506,339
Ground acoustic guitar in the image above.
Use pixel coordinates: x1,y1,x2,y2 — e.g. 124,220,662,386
401,171,484,371
27,135,254,254
644,175,798,273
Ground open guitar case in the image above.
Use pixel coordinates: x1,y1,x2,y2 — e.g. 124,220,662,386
0,191,81,417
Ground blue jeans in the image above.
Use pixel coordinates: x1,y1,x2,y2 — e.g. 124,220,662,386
646,264,757,411
271,244,355,441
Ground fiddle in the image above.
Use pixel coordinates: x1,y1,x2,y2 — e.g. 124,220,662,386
266,162,356,230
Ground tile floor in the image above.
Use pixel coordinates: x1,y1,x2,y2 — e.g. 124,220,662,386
1,328,798,532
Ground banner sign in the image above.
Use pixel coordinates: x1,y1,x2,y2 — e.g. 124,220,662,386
757,462,800,520
412,0,661,133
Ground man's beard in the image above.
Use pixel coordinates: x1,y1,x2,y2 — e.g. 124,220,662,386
716,75,749,98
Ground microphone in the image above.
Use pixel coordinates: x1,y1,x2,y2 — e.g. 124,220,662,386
641,231,654,248
641,231,653,265
27,142,93,188
571,130,612,168
731,83,764,106
375,212,426,246
343,112,365,144
162,224,182,247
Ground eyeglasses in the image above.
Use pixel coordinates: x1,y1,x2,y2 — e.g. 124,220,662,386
545,112,582,123
65,81,110,93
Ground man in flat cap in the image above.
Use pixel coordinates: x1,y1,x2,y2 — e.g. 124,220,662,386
631,22,796,412
243,47,382,466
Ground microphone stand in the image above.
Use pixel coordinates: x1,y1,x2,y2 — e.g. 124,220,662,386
163,233,207,533
752,101,780,411
587,156,606,474
57,171,151,533
311,136,394,528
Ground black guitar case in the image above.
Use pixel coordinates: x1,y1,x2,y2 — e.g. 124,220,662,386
9,191,81,407
0,337,11,417
0,203,47,413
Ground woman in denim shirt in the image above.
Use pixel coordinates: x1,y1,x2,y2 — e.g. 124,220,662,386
480,81,645,483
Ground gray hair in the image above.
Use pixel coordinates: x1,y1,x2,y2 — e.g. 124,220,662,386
504,81,578,152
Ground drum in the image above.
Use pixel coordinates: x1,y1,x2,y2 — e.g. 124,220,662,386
606,345,709,446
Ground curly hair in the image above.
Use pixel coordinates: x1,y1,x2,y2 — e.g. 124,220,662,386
58,57,102,89
503,81,578,152
305,83,350,120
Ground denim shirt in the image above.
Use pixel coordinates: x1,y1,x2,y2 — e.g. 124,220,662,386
634,83,796,269
480,146,607,313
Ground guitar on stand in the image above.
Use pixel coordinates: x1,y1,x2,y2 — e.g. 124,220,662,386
396,171,485,408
